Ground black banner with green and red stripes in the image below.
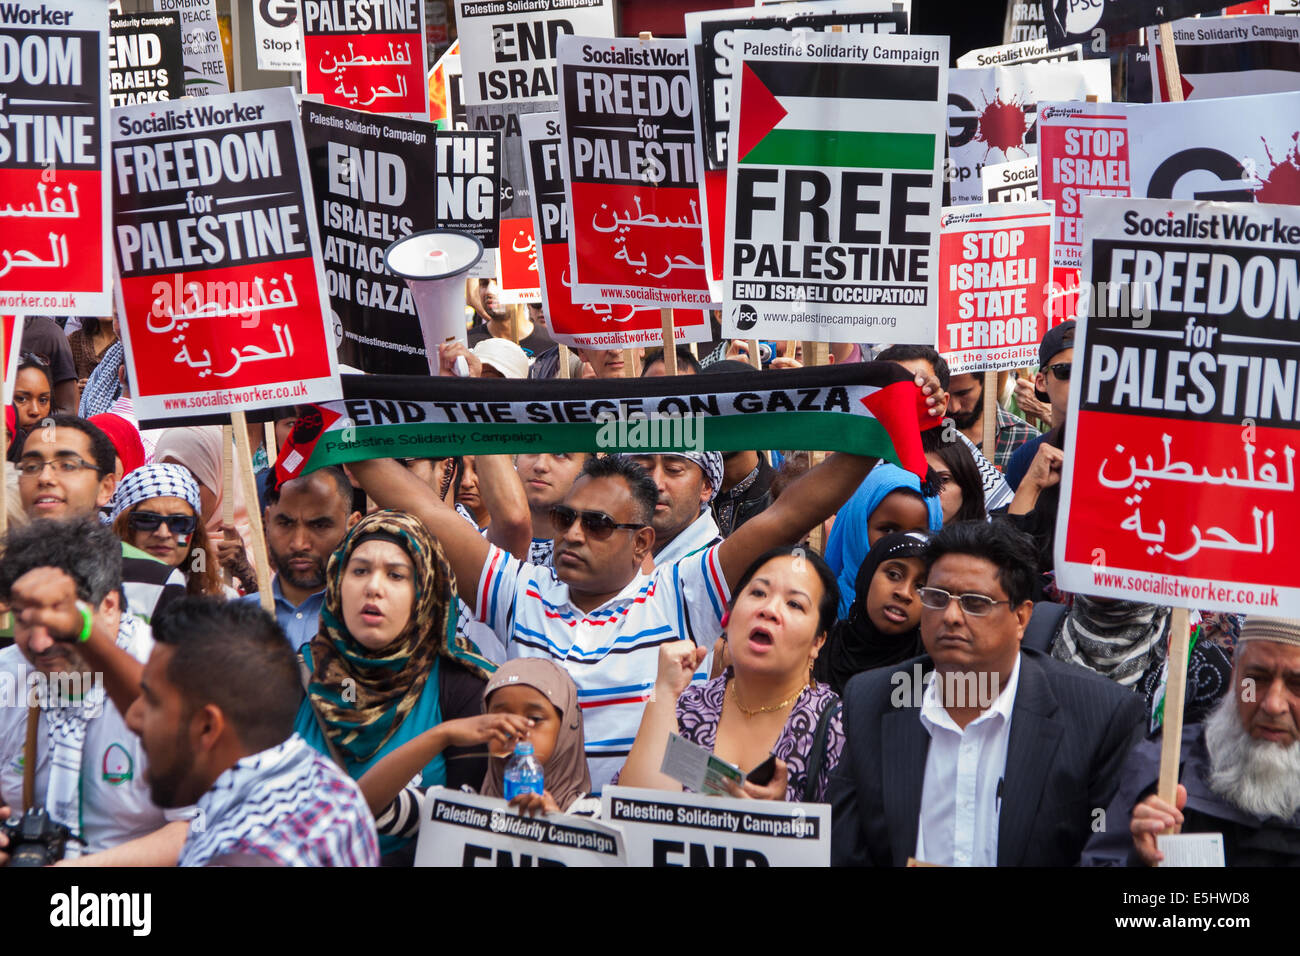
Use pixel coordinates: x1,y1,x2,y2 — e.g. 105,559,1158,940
273,361,934,483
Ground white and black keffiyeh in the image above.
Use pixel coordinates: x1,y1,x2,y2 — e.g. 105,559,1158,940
78,341,124,418
111,463,202,522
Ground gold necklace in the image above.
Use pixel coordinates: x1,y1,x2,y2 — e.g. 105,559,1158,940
731,680,806,717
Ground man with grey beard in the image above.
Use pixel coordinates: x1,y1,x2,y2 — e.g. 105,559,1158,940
1082,616,1300,866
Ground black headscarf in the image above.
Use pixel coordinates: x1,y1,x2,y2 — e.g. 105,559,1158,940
815,531,930,695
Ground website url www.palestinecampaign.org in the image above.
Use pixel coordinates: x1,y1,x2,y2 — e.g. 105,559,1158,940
162,382,307,410
1092,570,1280,607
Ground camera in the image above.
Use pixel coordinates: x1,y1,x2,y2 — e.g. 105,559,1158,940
2,807,73,867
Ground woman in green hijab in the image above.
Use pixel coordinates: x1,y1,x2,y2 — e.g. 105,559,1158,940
294,510,500,860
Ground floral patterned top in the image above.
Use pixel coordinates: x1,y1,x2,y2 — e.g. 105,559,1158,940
676,670,845,803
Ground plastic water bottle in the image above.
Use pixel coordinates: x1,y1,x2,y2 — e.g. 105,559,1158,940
503,741,544,800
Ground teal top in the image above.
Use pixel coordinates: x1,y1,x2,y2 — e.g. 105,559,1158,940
295,654,445,857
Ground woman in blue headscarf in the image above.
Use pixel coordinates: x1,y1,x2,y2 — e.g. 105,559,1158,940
823,463,943,620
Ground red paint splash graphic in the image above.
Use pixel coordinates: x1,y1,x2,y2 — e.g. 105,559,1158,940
975,89,1030,161
1256,132,1300,206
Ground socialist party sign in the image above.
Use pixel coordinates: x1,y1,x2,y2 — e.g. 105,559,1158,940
983,156,1039,202
687,1,910,302
0,0,111,317
1055,197,1300,614
1044,0,1226,49
956,38,1084,68
303,103,436,375
301,0,428,118
938,201,1053,374
109,13,184,107
1149,15,1300,101
415,789,626,867
722,31,948,343
1039,91,1300,319
602,787,831,867
520,112,708,348
153,0,228,96
111,88,340,419
946,59,1109,206
558,36,715,308
455,0,614,107
252,0,304,72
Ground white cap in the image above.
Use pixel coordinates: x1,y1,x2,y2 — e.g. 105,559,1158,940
472,338,530,379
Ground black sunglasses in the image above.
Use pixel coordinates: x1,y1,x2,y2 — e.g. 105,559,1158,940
128,511,198,536
1046,362,1071,381
549,505,643,540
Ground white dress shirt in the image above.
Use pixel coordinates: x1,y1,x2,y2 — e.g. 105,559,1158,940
915,654,1022,867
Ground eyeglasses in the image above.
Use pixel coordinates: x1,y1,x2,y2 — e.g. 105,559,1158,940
127,511,198,536
549,505,644,540
17,456,100,478
1046,362,1071,382
917,587,1015,617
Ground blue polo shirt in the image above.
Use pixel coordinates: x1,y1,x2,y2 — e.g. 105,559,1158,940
240,578,324,650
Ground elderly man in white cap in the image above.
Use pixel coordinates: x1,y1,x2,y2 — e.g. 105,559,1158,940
1083,615,1300,866
624,452,725,567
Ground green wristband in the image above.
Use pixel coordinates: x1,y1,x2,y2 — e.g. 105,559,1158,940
75,601,93,643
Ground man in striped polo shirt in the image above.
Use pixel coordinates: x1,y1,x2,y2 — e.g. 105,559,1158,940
350,437,899,793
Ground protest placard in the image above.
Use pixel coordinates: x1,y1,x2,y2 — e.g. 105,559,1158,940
152,0,228,95
109,13,183,107
947,59,1109,205
721,30,948,343
520,112,707,348
556,35,715,309
428,41,462,128
956,37,1084,67
111,88,340,419
301,0,428,118
1002,0,1046,43
2,316,19,406
252,0,303,71
982,156,1039,202
413,788,627,867
434,128,501,278
1044,0,1226,50
0,0,111,317
273,361,932,483
455,0,615,108
938,201,1053,374
1149,14,1300,101
687,1,910,302
1055,196,1300,615
303,102,437,374
602,786,830,867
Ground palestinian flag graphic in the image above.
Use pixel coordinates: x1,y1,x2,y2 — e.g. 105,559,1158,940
722,31,949,344
275,362,937,485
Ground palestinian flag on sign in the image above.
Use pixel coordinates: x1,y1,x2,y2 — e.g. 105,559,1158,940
274,362,935,485
733,54,943,174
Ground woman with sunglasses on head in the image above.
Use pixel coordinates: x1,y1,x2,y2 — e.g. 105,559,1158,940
617,545,846,802
109,463,226,597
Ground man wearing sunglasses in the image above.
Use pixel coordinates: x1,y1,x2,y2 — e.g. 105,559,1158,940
18,415,186,625
346,366,945,793
1004,320,1074,493
830,520,1145,867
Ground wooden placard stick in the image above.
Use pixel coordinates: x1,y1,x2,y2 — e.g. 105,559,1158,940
982,370,998,463
661,309,678,375
557,343,572,379
1157,606,1192,814
1157,21,1186,104
220,424,235,586
264,421,278,462
230,411,274,613
746,339,762,370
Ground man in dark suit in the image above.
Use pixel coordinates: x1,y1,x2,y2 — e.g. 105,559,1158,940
830,520,1146,866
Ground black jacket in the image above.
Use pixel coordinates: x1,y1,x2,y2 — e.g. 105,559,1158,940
829,648,1146,866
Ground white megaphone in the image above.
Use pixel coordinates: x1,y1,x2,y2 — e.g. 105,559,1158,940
384,230,484,374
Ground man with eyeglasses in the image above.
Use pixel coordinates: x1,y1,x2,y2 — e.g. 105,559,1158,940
830,520,1145,867
17,415,186,624
345,376,944,792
